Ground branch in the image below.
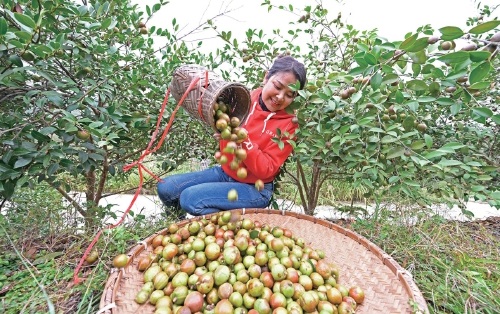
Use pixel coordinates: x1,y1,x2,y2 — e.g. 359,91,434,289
49,181,87,217
95,148,109,203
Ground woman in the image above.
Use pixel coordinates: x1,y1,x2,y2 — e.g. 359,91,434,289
157,55,307,217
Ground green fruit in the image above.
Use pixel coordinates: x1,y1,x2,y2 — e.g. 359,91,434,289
113,254,128,268
416,123,427,132
228,189,238,201
135,290,150,304
85,250,98,264
440,41,453,50
21,51,35,62
76,130,90,140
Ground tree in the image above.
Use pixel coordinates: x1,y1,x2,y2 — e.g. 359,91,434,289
0,0,218,225
209,1,500,216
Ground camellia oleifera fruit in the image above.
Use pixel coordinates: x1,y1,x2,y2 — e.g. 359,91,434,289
131,211,366,313
213,98,254,185
112,253,128,268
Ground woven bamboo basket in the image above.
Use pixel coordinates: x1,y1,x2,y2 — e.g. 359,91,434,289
170,64,251,133
99,209,429,314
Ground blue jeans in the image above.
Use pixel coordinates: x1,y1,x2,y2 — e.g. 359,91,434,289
157,166,274,216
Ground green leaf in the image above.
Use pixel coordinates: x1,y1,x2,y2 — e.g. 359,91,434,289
399,33,418,50
424,150,446,159
364,53,377,65
412,63,421,76
469,51,491,62
417,96,436,103
439,26,464,40
450,103,462,115
441,142,465,150
101,17,112,29
405,100,419,112
14,13,36,29
406,80,427,91
9,55,23,67
0,17,7,35
469,61,491,85
47,163,59,176
14,158,32,169
410,141,425,150
406,37,429,52
15,31,32,41
402,116,415,132
468,20,500,34
477,175,492,181
492,114,500,124
468,82,490,90
438,159,463,166
31,130,50,142
381,73,399,85
437,51,469,64
472,107,493,118
370,73,383,91
395,90,405,104
387,147,405,159
424,134,433,148
436,98,454,105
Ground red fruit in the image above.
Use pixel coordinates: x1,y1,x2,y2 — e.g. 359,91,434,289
184,291,204,312
214,299,234,313
343,295,357,310
349,285,365,304
137,255,152,271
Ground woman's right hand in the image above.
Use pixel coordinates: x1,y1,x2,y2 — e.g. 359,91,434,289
213,133,221,141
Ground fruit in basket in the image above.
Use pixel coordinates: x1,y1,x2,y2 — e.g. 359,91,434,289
149,289,165,305
137,255,153,271
132,212,366,313
112,254,128,268
337,300,355,314
184,291,204,312
348,285,365,304
134,290,150,304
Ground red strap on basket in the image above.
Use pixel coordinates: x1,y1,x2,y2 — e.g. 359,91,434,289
197,70,209,123
73,74,203,284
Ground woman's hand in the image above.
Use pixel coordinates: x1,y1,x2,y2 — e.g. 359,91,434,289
213,132,221,141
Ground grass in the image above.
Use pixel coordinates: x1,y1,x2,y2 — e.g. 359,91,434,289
1,169,499,313
342,206,500,314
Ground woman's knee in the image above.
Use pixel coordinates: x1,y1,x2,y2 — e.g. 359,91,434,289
157,177,177,205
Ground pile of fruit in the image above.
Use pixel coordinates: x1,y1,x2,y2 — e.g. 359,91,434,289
211,99,265,201
114,211,365,314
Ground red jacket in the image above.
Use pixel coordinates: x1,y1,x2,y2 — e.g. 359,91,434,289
220,88,298,184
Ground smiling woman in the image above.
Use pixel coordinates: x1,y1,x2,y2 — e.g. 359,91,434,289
156,55,307,217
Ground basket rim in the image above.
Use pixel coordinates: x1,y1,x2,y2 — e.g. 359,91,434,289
99,208,429,314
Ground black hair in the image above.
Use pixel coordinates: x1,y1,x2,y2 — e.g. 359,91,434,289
266,55,307,90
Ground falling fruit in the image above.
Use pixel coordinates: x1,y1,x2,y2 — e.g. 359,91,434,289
227,189,238,201
255,179,264,191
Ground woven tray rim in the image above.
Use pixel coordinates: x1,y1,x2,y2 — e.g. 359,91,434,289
99,208,429,314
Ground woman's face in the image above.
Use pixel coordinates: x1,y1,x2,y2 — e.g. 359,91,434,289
261,71,297,112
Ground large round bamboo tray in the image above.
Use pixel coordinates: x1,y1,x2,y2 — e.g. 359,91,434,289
99,209,429,314
170,64,251,133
